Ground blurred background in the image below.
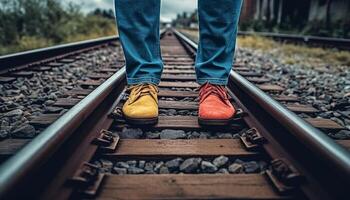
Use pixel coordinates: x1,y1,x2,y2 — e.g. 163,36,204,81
0,0,349,58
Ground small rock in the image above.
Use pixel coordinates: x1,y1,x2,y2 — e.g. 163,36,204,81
45,106,63,113
3,109,23,118
100,159,113,172
228,163,243,173
216,168,229,174
159,166,170,174
0,130,9,138
234,159,244,164
44,100,55,106
180,158,202,173
115,162,129,168
154,161,164,172
167,109,177,115
113,167,127,174
138,160,146,168
144,162,154,171
160,129,186,139
11,124,35,138
119,128,143,139
128,167,144,174
126,160,137,167
330,130,350,139
243,161,260,173
165,158,183,171
145,131,160,139
217,133,233,139
201,161,218,173
213,156,229,167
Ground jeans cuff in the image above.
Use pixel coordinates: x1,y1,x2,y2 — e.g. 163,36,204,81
196,78,228,86
127,77,161,85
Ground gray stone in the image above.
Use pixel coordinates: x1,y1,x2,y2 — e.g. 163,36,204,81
45,106,63,113
159,166,170,174
165,158,183,171
11,124,35,138
138,160,146,168
200,161,218,173
0,130,9,138
234,159,244,164
199,133,208,139
115,162,129,168
167,109,177,115
100,159,113,171
126,160,137,167
213,156,229,167
144,162,154,171
217,133,233,139
228,163,243,173
127,167,144,174
180,158,202,173
216,168,229,174
3,109,23,118
160,129,186,139
154,161,164,172
145,131,160,139
120,128,143,139
113,167,127,174
330,130,350,139
243,161,260,173
44,100,55,106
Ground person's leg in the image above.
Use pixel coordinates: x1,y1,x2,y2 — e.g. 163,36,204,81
196,0,243,85
114,0,161,125
114,0,162,85
196,0,243,125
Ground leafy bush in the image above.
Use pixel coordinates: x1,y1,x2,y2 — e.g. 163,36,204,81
0,0,117,55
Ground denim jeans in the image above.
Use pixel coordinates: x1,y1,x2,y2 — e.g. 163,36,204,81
115,0,243,85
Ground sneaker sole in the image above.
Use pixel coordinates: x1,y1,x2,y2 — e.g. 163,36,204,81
124,116,158,125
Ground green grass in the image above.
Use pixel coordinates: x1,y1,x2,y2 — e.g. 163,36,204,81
180,29,350,67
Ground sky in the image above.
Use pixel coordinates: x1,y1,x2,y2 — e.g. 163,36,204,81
66,0,197,22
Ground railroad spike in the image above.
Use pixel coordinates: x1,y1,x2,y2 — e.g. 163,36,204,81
92,129,120,153
240,128,266,150
265,158,304,194
69,162,105,197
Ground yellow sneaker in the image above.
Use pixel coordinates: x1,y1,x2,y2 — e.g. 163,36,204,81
122,83,159,125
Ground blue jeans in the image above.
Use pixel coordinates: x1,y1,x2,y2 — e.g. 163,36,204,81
115,0,243,85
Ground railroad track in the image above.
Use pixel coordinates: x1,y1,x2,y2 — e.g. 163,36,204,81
0,29,349,200
238,31,350,51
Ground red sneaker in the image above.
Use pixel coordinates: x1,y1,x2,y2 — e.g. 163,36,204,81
198,82,236,125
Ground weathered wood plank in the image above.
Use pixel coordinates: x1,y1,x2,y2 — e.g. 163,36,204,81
285,104,319,113
105,139,257,157
305,118,344,130
258,84,284,92
158,100,197,110
29,114,61,127
0,139,30,156
158,90,198,98
53,98,80,108
96,174,286,200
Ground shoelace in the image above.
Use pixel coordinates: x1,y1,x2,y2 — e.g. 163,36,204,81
199,83,230,106
126,84,158,105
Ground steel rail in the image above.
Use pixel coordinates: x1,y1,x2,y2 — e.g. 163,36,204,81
0,35,118,73
0,30,167,199
0,66,126,198
238,31,350,50
173,28,350,200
